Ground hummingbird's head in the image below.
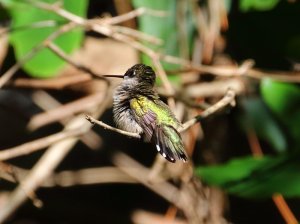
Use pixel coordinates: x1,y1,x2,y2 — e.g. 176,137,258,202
123,64,156,87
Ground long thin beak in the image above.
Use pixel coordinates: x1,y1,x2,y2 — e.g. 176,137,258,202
103,75,124,78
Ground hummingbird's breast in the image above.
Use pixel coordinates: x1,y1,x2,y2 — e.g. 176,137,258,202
113,85,143,134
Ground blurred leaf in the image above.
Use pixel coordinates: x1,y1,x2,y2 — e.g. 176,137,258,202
225,0,232,12
260,78,300,145
196,153,300,198
240,0,280,12
239,98,287,152
4,0,87,78
132,0,195,85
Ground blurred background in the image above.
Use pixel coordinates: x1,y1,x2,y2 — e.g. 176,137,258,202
0,0,300,223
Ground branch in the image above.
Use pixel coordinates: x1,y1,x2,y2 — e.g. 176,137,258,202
85,115,141,139
179,89,236,132
32,90,102,150
0,128,87,161
28,91,107,131
0,89,113,223
0,22,76,88
85,90,236,137
9,74,92,90
112,25,163,45
1,163,137,187
99,7,167,25
46,42,109,82
0,20,61,37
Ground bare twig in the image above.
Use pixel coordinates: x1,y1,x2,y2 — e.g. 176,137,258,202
28,91,107,131
48,167,137,187
46,42,109,82
246,130,298,224
184,78,245,98
32,90,102,150
85,115,141,139
9,74,92,90
0,20,61,37
86,90,235,138
0,87,112,222
1,164,137,187
113,153,183,213
0,128,87,161
0,22,76,88
180,89,236,132
132,209,187,224
112,25,163,45
99,7,167,25
11,1,300,85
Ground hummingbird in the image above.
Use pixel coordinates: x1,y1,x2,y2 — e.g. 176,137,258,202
112,64,188,163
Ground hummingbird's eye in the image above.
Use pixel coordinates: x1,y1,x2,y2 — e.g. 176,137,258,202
126,71,135,78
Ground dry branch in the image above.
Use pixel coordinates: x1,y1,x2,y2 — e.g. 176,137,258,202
0,87,112,223
85,89,236,138
0,22,76,88
32,90,102,150
0,128,87,161
28,91,107,130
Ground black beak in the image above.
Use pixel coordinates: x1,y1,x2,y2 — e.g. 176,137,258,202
103,75,124,78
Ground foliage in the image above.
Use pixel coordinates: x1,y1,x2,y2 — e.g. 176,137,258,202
2,0,88,78
240,0,280,12
196,153,300,198
261,79,300,146
239,98,287,152
132,0,195,85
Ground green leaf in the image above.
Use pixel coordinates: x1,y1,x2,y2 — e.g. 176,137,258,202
196,153,300,198
4,0,88,78
240,0,280,12
239,98,287,152
132,0,195,85
260,78,300,145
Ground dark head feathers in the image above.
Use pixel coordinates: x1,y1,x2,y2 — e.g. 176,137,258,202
124,64,156,86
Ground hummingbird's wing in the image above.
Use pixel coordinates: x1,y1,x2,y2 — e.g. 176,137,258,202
155,124,188,162
130,96,188,163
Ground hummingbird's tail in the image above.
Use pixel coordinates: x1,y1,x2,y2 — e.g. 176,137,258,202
153,125,188,163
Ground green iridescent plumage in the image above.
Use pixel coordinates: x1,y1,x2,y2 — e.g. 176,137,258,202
113,64,188,162
130,96,179,128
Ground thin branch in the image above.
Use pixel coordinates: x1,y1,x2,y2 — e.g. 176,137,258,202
13,1,300,85
99,7,167,25
28,91,107,131
179,89,236,132
1,164,137,187
112,25,163,45
272,194,298,224
32,90,102,150
132,209,187,224
0,20,61,37
0,128,87,161
9,74,92,90
246,130,298,224
85,115,141,139
113,153,184,214
86,90,235,138
0,88,112,223
46,42,109,82
184,78,245,98
0,22,76,88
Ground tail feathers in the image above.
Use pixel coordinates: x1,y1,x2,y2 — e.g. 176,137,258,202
153,125,188,163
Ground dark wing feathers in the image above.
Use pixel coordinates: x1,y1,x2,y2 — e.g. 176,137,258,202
153,125,188,163
130,97,188,163
141,110,156,142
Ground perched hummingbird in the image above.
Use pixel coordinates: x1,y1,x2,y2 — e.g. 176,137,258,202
113,64,188,163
